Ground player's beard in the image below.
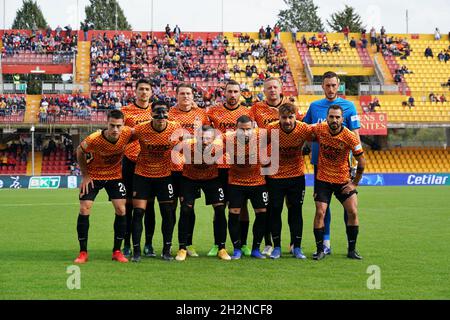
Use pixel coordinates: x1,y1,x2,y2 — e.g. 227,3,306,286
227,98,238,107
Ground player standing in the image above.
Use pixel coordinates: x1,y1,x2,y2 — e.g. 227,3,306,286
206,80,253,257
266,103,312,259
121,79,155,258
74,110,133,264
130,101,183,261
303,71,361,255
168,83,210,257
311,105,365,261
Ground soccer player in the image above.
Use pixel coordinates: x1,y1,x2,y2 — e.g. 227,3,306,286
226,115,269,260
121,79,155,258
74,110,133,264
206,80,253,257
249,77,304,256
175,125,230,261
266,103,313,259
311,105,365,261
168,83,210,258
303,71,361,255
130,101,183,262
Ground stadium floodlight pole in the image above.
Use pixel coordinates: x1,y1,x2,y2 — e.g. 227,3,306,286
30,126,35,177
115,3,118,31
3,0,6,31
406,9,409,34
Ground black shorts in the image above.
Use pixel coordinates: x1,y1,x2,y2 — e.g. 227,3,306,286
228,184,268,210
133,174,175,202
122,156,136,199
266,176,306,207
180,177,225,206
313,179,358,204
79,179,127,201
172,171,201,200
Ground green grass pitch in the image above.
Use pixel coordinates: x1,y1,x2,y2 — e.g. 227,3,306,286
0,186,449,300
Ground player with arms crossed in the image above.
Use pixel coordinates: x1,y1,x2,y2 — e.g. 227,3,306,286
311,105,365,261
74,110,133,264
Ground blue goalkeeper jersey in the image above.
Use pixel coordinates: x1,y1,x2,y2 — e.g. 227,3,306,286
303,97,361,165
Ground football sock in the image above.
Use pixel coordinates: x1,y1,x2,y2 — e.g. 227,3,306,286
314,227,325,253
324,206,331,241
160,203,175,253
131,208,145,254
124,203,133,247
270,202,283,248
346,225,359,252
178,204,192,250
288,205,303,248
214,205,227,250
77,214,89,252
144,201,155,246
239,221,249,246
113,214,126,252
187,208,196,246
228,213,241,250
252,212,267,251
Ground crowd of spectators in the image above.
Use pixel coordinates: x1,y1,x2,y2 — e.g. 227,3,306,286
298,34,341,53
1,27,77,58
0,136,29,167
0,95,26,117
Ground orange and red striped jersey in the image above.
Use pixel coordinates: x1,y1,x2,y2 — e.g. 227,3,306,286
80,127,133,180
168,105,210,171
207,103,252,169
266,121,313,179
181,138,221,181
121,102,152,162
249,97,304,129
313,122,364,184
134,120,183,178
225,129,267,186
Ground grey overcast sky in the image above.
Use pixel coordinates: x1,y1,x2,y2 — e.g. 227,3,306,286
1,0,449,34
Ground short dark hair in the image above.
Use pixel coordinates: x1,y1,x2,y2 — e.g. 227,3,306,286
327,104,343,115
107,109,124,120
225,80,241,90
278,103,298,115
322,71,339,82
135,78,152,89
176,83,193,94
236,115,252,125
152,100,169,110
202,125,214,132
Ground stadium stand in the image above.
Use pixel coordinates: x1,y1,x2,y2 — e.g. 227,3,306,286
0,94,26,123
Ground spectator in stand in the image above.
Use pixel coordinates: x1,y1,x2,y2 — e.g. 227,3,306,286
394,72,402,84
291,26,298,42
380,26,386,37
435,28,441,40
438,51,445,62
408,96,415,107
349,37,357,48
425,46,434,58
369,97,380,112
259,26,265,40
274,24,281,40
439,94,447,103
343,26,350,41
370,27,376,46
165,24,171,37
429,92,438,102
265,25,272,39
174,25,181,42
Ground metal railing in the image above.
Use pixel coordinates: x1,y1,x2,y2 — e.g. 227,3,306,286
358,82,400,95
1,51,75,65
301,82,346,95
373,56,385,85
0,82,27,94
41,82,86,94
37,109,109,125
